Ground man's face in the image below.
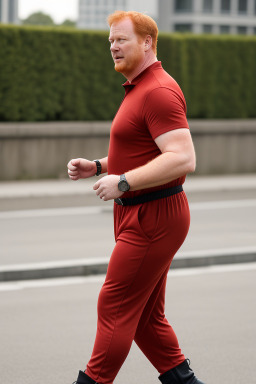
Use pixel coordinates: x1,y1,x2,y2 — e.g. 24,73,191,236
109,18,145,77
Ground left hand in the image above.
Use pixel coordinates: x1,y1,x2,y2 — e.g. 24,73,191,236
93,175,123,201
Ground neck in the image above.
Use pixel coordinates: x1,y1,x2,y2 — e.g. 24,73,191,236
126,54,158,83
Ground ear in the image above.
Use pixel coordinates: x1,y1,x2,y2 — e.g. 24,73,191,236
144,35,152,51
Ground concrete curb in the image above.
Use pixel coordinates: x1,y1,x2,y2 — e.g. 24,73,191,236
1,249,256,282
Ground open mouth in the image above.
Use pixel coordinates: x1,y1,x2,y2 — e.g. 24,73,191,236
114,56,124,62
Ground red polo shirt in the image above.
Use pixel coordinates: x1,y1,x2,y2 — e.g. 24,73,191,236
108,61,189,197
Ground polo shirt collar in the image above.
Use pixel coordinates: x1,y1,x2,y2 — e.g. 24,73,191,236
122,61,162,89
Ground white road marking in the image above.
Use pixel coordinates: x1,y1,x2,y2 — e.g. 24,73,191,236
190,199,256,210
0,206,112,219
0,257,110,272
178,246,256,258
0,262,256,292
167,262,256,276
0,199,256,219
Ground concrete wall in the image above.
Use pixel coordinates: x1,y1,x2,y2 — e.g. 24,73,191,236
0,120,256,180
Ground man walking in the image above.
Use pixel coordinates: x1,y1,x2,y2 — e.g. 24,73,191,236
68,11,205,384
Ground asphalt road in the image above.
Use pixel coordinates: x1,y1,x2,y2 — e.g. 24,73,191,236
0,264,255,384
0,190,256,266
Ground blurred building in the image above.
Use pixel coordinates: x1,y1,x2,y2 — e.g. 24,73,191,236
77,0,256,35
77,0,156,29
0,0,19,24
158,0,256,35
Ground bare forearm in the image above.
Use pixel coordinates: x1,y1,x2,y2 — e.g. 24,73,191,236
125,152,195,191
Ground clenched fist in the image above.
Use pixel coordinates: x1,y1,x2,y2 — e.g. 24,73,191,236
93,175,123,201
67,158,96,180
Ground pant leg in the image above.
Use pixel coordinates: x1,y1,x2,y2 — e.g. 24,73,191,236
85,192,190,384
134,266,185,375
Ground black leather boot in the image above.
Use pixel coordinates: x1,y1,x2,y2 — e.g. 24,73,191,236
158,359,205,384
72,370,98,384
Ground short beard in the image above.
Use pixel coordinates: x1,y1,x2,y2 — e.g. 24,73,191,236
114,48,144,76
114,61,127,74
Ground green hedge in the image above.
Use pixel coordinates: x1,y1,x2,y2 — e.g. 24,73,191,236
0,25,256,121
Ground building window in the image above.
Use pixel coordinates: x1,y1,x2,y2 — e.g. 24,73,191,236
175,0,193,13
238,0,247,13
221,0,231,13
203,0,213,12
203,24,213,33
237,26,247,34
174,23,192,32
220,25,230,34
0,0,2,21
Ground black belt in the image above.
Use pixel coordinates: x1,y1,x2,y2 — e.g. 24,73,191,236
114,185,183,206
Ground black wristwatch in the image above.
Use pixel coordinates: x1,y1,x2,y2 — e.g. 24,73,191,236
93,160,102,176
118,174,130,192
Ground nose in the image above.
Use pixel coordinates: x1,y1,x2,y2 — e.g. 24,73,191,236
110,41,119,52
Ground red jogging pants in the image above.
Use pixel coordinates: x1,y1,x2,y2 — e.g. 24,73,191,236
85,191,190,384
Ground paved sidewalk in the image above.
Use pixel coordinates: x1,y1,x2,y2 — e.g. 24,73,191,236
1,173,256,199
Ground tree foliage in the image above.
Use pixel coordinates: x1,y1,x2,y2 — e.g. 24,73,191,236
60,19,76,28
22,11,55,26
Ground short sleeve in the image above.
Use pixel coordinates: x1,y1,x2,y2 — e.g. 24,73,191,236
143,87,189,140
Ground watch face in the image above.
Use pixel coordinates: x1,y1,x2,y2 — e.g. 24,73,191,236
119,180,129,192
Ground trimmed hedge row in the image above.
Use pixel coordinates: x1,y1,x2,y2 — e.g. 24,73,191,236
0,25,256,121
158,33,256,118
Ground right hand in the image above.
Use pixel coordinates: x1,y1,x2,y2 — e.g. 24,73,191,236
67,158,96,180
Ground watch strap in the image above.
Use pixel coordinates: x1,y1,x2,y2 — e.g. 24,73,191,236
93,160,102,176
120,174,126,183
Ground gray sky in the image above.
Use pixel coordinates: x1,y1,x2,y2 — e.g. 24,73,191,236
19,0,157,23
19,0,79,23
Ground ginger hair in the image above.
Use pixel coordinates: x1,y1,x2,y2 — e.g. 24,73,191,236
108,11,158,54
